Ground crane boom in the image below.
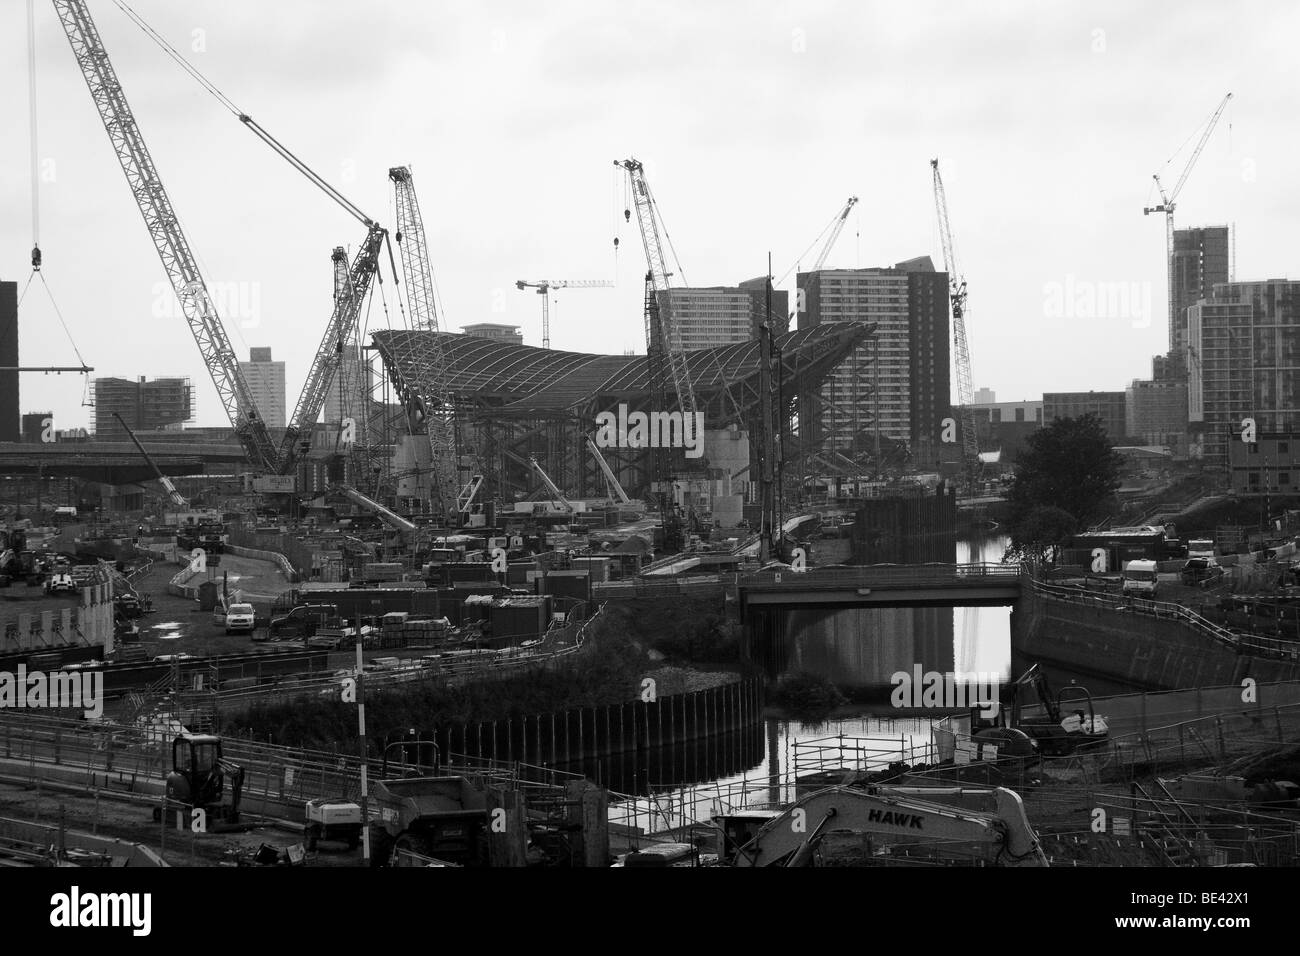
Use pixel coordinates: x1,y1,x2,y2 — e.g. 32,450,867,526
528,456,573,513
1154,92,1233,208
1143,93,1232,361
515,279,615,349
389,166,457,518
614,158,698,418
53,0,277,472
337,484,418,534
586,437,631,505
279,222,387,472
931,159,978,474
112,412,188,508
778,196,859,326
810,196,858,272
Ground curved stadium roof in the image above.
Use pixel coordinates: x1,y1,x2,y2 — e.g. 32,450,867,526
372,325,873,417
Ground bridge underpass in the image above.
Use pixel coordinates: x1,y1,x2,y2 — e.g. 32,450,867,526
737,564,1021,688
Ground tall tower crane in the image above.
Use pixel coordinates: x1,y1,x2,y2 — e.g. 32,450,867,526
1143,92,1233,359
931,159,979,481
514,279,614,349
389,165,457,518
614,158,698,419
52,0,277,472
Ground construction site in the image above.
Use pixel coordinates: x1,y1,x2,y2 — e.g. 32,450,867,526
0,4,1295,909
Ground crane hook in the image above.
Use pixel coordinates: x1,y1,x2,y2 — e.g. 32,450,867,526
613,237,620,249
624,208,631,223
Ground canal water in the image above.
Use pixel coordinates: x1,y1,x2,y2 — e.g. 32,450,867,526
611,533,1019,829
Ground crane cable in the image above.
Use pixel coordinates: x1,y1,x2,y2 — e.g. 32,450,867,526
111,0,373,227
27,0,40,266
21,0,91,389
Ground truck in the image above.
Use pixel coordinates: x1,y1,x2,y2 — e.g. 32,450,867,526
1121,559,1160,597
368,776,491,867
266,603,341,641
222,602,256,635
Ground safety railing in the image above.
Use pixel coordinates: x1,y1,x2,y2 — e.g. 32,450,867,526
918,698,1300,788
739,562,1022,591
180,603,606,713
793,732,937,777
1029,577,1300,661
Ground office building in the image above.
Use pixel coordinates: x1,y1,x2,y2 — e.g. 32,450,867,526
658,287,754,351
656,283,791,351
322,348,373,426
1126,377,1188,457
1226,432,1300,496
21,411,52,443
797,259,949,454
240,347,286,429
0,280,17,442
1043,391,1127,444
1169,226,1230,371
462,323,524,346
1188,278,1300,464
92,376,194,438
965,399,1042,461
736,277,791,337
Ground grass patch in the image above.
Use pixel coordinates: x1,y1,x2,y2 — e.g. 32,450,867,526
767,671,847,722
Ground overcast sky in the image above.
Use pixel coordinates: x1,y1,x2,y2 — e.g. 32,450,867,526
1,0,1291,431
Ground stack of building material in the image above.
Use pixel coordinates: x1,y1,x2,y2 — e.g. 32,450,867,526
378,616,450,648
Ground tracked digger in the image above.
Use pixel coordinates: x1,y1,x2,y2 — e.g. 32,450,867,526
156,733,245,829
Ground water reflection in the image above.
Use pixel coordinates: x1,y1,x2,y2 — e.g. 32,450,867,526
617,715,938,833
613,535,1018,829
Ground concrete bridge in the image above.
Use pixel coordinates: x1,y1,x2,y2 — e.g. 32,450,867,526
737,562,1022,612
0,440,245,482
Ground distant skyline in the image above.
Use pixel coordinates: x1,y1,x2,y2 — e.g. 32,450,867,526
2,0,1291,431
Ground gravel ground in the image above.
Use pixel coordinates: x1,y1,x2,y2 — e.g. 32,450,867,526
0,780,360,867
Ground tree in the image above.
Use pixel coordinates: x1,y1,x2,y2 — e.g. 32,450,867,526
1006,414,1123,558
1005,504,1078,564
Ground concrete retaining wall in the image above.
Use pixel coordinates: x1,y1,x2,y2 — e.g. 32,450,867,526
225,543,295,579
168,564,201,599
1012,588,1300,690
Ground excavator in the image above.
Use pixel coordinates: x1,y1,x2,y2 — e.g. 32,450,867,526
722,785,1049,867
158,733,246,829
972,664,1109,758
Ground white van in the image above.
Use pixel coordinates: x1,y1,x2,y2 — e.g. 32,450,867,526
1122,559,1160,597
